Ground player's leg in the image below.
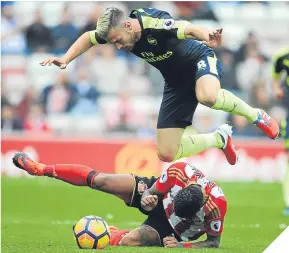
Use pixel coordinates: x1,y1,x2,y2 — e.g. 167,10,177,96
116,200,176,247
195,55,279,139
12,152,135,204
156,82,237,165
281,118,289,215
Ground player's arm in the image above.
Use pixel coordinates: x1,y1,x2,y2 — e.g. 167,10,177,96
141,11,222,48
140,182,163,212
141,163,186,211
163,234,221,248
184,25,223,48
40,31,106,69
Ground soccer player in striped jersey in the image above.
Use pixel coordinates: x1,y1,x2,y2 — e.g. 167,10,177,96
13,152,225,248
272,48,289,215
40,7,279,166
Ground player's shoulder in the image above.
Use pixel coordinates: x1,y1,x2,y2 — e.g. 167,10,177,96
166,162,198,178
205,187,227,217
273,48,289,61
130,7,172,18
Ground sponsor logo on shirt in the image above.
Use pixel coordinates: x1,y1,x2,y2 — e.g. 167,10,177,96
140,51,173,63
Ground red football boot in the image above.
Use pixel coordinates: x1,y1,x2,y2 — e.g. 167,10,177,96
12,152,45,176
253,110,279,139
215,123,238,165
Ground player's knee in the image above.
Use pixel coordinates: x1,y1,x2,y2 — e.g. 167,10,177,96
197,91,218,107
157,147,178,162
196,76,220,107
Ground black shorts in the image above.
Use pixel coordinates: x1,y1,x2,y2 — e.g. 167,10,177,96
157,55,222,129
129,176,179,244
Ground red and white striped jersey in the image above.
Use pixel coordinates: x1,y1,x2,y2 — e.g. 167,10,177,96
156,162,227,241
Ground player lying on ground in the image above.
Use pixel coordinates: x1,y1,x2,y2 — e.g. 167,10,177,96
13,152,226,248
272,48,289,216
40,7,279,166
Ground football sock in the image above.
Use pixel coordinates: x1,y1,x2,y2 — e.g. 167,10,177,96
283,162,289,207
110,230,130,246
212,89,259,123
44,164,98,187
173,131,224,161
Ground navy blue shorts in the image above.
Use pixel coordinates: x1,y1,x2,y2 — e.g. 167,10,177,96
281,113,289,151
157,55,222,129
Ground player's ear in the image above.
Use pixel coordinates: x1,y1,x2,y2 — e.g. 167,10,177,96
124,21,133,32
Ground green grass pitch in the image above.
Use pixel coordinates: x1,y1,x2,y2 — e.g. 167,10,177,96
2,177,288,253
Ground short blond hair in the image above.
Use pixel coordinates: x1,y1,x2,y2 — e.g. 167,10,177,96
96,7,126,40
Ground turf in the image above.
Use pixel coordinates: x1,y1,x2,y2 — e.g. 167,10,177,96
1,177,288,253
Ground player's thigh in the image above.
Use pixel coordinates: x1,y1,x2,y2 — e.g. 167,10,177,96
157,128,184,160
119,225,161,246
195,55,222,106
93,173,135,204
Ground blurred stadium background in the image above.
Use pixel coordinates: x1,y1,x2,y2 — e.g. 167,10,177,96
1,1,289,252
2,0,289,180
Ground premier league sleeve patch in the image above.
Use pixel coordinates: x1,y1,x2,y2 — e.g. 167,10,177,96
210,220,222,233
163,19,175,30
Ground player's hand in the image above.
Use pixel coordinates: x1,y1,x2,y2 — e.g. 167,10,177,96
40,57,68,69
202,28,223,48
141,195,158,211
163,236,183,248
273,87,284,100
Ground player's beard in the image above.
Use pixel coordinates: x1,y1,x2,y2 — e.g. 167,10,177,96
126,31,137,51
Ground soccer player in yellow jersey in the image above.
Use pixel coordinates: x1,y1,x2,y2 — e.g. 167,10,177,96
272,48,289,215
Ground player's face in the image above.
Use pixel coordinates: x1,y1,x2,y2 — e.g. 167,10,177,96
107,23,137,51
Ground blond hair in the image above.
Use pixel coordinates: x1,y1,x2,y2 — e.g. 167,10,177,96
96,7,126,40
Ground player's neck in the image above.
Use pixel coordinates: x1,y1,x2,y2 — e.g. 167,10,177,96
131,19,142,41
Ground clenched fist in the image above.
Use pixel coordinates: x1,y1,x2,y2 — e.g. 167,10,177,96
141,195,158,211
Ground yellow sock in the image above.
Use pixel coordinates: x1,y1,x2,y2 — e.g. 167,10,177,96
173,132,223,161
283,162,289,207
212,89,259,123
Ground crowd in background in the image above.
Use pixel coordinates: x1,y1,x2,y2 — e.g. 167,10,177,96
1,1,289,138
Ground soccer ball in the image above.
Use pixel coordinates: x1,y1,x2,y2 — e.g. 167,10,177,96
73,215,110,249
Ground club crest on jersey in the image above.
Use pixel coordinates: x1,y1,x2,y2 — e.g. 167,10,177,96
137,180,148,195
147,35,157,45
163,19,175,30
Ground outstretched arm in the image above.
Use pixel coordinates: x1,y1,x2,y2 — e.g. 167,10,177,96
184,25,223,48
40,31,95,69
163,234,221,248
